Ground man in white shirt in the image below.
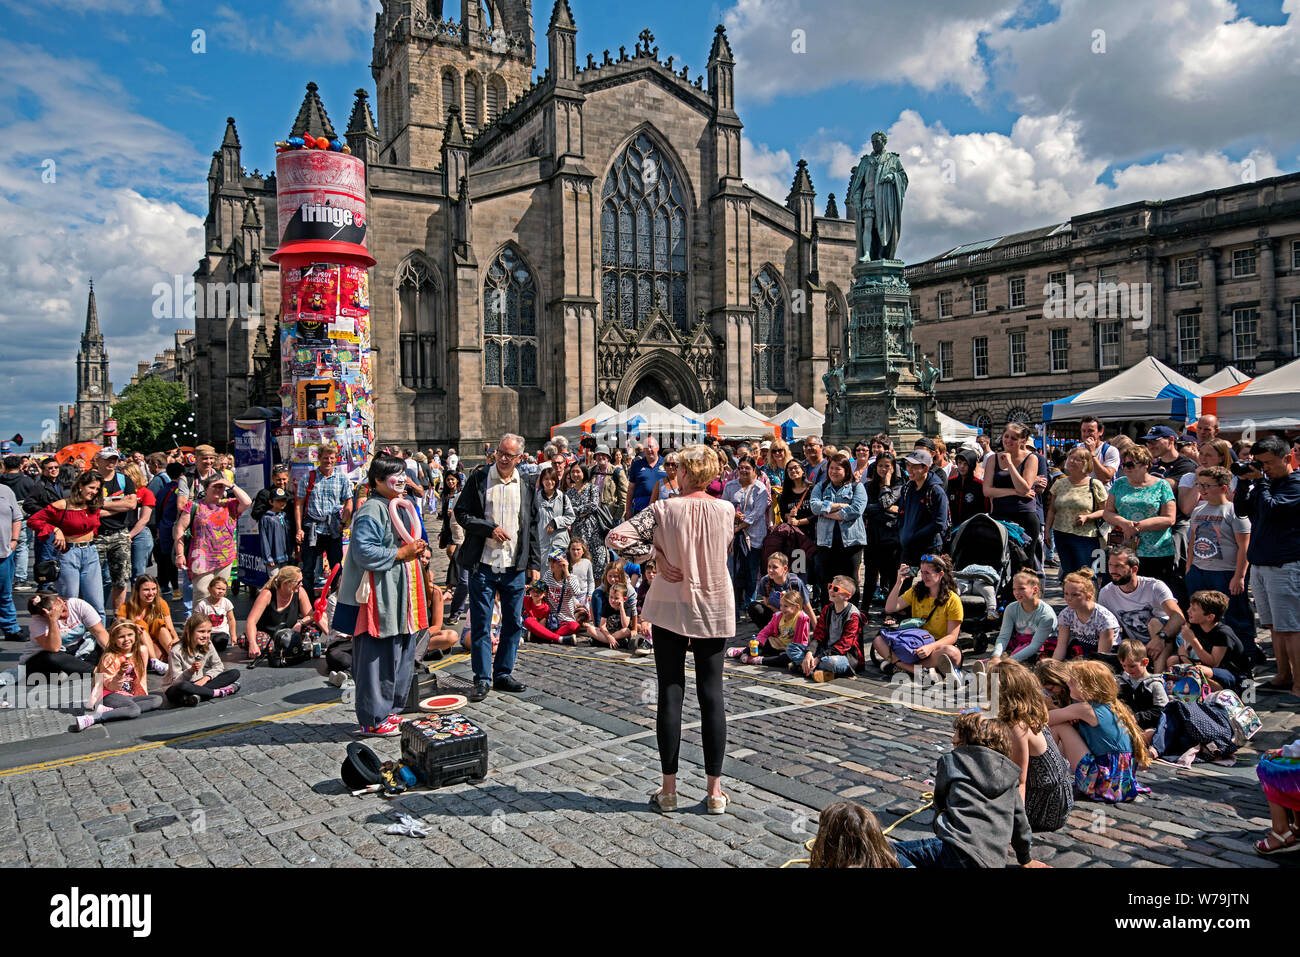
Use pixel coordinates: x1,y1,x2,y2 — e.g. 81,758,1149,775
1098,548,1186,671
1078,416,1120,489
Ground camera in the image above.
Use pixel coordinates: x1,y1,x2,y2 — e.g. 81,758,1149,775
1230,460,1257,477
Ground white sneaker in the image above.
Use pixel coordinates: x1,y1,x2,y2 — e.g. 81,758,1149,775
148,658,168,676
71,714,96,732
327,671,348,687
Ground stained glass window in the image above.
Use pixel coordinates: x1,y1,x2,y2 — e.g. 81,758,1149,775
483,247,538,387
601,133,690,329
752,267,787,391
397,257,438,390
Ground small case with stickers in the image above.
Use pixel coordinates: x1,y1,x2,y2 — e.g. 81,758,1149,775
400,713,489,788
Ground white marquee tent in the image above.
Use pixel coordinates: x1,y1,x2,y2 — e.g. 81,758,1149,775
1199,366,1250,393
1042,357,1206,424
550,402,615,442
591,397,702,447
700,400,778,439
1201,358,1300,431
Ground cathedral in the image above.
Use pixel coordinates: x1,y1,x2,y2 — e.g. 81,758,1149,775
188,0,859,449
58,281,114,447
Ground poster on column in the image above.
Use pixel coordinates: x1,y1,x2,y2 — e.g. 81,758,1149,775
233,419,275,589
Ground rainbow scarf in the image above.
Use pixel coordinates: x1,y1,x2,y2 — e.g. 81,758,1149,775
353,556,430,638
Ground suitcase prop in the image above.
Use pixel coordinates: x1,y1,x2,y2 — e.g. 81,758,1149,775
400,713,489,789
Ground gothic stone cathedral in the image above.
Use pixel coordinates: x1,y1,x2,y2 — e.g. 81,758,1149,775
191,1,858,449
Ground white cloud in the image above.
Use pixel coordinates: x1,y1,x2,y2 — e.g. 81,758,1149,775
723,0,1018,102
213,0,381,62
742,136,796,204
807,109,1284,263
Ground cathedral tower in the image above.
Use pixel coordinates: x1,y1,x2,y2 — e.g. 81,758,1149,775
74,280,113,443
371,0,536,170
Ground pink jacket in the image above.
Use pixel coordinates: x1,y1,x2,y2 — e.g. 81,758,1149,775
758,611,810,648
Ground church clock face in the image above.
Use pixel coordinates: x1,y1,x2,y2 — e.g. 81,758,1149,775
89,384,101,395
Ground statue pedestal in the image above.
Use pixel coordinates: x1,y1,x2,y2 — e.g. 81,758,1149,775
823,259,938,449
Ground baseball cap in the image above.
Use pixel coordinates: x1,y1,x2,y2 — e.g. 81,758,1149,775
594,444,612,457
95,447,121,460
759,440,772,450
914,437,936,452
904,449,933,468
1140,426,1178,442
271,487,289,501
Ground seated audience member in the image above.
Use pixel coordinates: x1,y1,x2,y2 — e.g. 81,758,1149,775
116,574,178,666
243,565,314,660
635,558,656,639
527,552,590,645
982,571,1058,666
1254,738,1300,856
877,555,964,680
802,575,864,681
1170,589,1252,692
1098,549,1185,671
992,659,1073,833
420,579,462,660
71,620,164,732
1047,660,1151,803
22,588,109,677
1115,638,1168,748
1046,568,1118,661
809,802,900,868
164,614,242,706
585,562,635,648
1036,659,1073,710
747,551,816,629
194,574,236,655
727,588,810,670
891,713,1043,869
598,581,640,651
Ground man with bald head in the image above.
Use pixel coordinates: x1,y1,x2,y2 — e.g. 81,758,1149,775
626,436,666,518
1196,414,1224,449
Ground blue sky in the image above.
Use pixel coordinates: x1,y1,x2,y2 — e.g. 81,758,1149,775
1,0,1297,450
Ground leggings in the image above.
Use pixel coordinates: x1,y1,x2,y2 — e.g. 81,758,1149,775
154,542,179,592
651,626,726,777
24,649,97,677
95,692,163,723
164,668,241,705
522,616,580,643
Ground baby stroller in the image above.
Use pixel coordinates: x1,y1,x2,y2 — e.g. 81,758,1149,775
948,513,1023,653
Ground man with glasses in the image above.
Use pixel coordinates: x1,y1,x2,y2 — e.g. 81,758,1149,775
455,434,540,702
295,445,354,601
802,436,827,487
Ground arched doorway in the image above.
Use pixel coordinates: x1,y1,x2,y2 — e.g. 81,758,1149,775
616,350,705,411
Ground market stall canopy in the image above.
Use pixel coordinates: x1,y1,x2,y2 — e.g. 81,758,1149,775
550,402,616,441
1198,366,1250,392
592,397,702,446
1042,357,1205,424
670,404,705,425
772,402,825,441
938,411,980,446
700,401,778,439
1201,357,1300,431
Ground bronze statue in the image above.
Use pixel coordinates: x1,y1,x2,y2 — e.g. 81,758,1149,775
847,131,908,261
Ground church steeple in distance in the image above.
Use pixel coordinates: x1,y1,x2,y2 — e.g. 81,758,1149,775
74,278,112,442
82,278,102,345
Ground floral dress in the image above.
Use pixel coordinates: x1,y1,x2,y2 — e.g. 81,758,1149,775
1110,477,1175,558
187,501,238,575
567,482,609,579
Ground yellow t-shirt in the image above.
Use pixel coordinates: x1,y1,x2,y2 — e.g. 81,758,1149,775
907,590,964,641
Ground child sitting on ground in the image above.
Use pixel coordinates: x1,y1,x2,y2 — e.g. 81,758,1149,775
1046,568,1118,661
635,559,656,641
598,582,641,651
982,571,1058,668
71,621,165,732
586,562,638,649
1254,737,1300,856
809,802,900,868
165,614,242,707
1170,590,1252,693
1115,638,1168,748
1035,659,1073,710
1048,660,1151,803
992,659,1073,833
727,588,810,669
525,553,586,645
195,575,237,655
420,581,463,660
891,713,1044,868
803,575,863,682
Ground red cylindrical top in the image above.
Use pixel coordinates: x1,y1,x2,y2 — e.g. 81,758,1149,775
270,150,375,267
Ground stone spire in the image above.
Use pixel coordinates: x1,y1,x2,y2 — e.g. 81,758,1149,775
708,23,734,64
443,104,469,149
548,0,577,82
346,88,380,164
707,24,736,115
826,193,840,218
289,81,337,140
83,279,101,342
787,159,815,200
548,0,575,30
221,116,240,148
241,198,262,228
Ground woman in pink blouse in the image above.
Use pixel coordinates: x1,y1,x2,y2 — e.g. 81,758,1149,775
607,444,735,814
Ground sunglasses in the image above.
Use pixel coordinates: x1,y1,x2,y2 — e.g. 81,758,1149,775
920,554,941,564
1121,461,1139,469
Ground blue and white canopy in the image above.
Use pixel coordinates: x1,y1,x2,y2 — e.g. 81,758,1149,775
592,397,702,447
1042,357,1206,424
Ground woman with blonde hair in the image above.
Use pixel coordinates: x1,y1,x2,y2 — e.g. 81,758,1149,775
1049,659,1151,803
992,658,1073,831
607,444,735,814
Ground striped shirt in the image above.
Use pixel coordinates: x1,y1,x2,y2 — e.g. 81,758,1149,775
483,467,523,572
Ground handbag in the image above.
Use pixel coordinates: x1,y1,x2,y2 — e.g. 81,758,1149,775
546,579,570,632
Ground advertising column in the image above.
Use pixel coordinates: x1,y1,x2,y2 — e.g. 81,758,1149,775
269,143,376,497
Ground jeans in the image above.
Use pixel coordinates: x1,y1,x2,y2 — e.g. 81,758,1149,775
13,526,31,583
811,652,854,676
35,532,60,570
57,544,105,618
468,564,525,684
300,532,343,602
181,568,193,616
131,528,154,581
1185,565,1258,652
892,837,978,869
729,537,763,616
1053,531,1099,580
0,552,16,633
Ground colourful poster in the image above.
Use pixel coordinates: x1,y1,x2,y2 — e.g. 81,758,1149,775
297,264,339,319
340,265,370,317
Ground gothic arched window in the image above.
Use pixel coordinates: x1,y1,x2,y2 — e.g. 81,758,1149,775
752,267,787,391
442,68,458,122
397,258,438,390
464,72,482,131
486,75,506,123
483,247,538,387
601,133,688,330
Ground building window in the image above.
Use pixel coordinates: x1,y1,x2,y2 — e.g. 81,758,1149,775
1009,331,1026,375
972,336,988,378
937,290,952,319
601,133,689,330
1177,257,1199,285
1009,277,1026,309
397,258,438,390
1292,240,1300,270
1097,321,1121,369
971,281,988,314
441,68,458,122
1293,302,1299,356
1177,314,1200,365
485,75,506,124
938,341,953,380
464,72,482,130
1097,265,1119,286
1233,307,1258,361
972,412,993,436
1050,329,1069,373
1232,247,1257,278
483,247,538,387
752,267,787,391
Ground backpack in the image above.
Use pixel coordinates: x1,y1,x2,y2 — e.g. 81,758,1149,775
260,624,319,668
1164,663,1210,704
1207,689,1262,746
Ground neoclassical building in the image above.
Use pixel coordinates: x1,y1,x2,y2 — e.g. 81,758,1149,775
186,0,859,449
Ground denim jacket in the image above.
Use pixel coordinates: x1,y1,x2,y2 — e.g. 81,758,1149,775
809,479,868,547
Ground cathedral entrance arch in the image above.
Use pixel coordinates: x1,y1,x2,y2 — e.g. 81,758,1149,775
616,350,704,411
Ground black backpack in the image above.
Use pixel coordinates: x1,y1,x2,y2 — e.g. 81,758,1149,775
260,625,318,667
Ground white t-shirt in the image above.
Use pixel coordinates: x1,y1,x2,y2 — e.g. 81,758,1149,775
23,598,101,663
1079,441,1122,490
1098,577,1175,643
196,597,235,636
446,453,459,473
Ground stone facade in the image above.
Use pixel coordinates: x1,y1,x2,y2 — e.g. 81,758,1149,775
184,1,858,449
907,172,1300,436
58,282,113,447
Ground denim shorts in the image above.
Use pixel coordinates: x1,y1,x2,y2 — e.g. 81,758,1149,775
1252,561,1300,632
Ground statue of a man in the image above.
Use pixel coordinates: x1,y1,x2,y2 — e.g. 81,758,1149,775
847,131,909,261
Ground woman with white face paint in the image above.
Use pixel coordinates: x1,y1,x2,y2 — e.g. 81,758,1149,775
332,455,431,737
